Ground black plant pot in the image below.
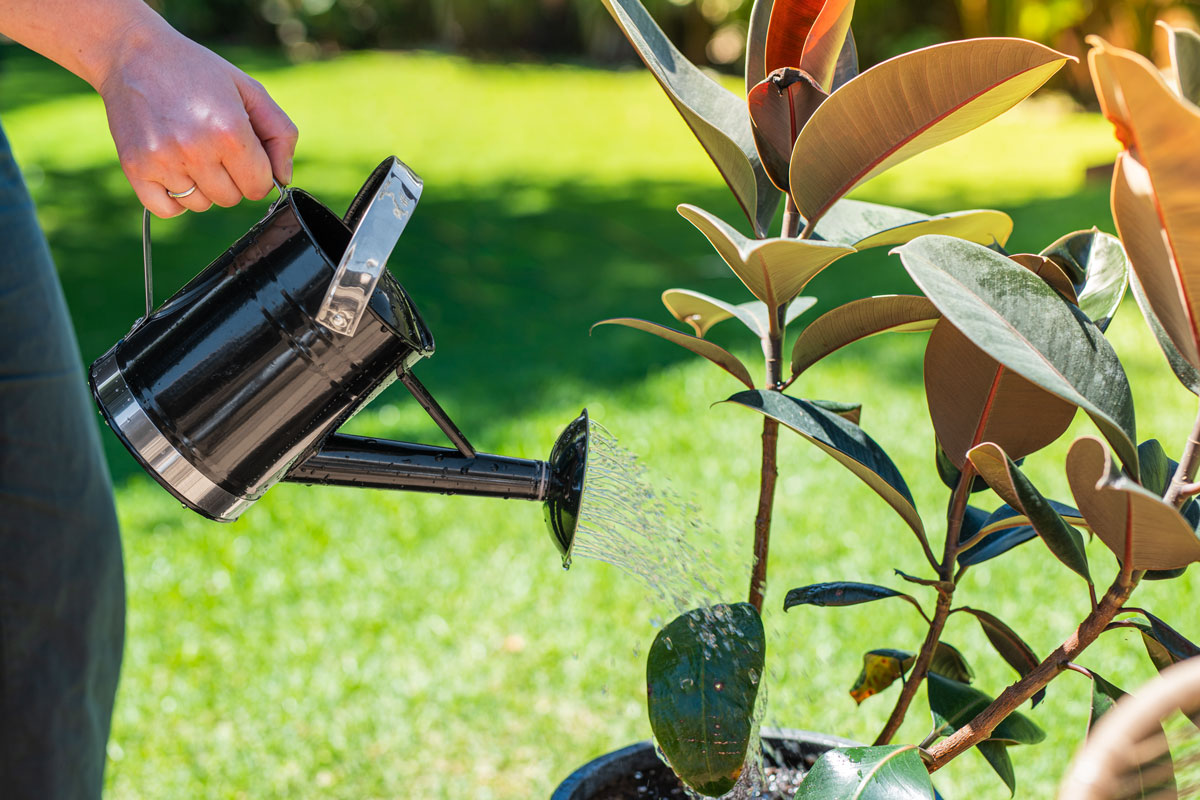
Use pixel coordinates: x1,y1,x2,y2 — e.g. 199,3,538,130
551,727,858,800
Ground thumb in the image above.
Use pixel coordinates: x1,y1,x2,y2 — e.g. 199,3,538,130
237,74,299,185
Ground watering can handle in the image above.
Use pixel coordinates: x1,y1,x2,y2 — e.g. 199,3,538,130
140,180,287,320
314,157,423,337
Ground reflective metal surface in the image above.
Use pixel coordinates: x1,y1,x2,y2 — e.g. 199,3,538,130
91,348,254,521
543,410,589,561
315,158,423,336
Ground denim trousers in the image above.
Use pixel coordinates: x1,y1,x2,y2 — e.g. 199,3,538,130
0,122,124,797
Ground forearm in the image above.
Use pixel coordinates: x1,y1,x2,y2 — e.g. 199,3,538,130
0,0,168,90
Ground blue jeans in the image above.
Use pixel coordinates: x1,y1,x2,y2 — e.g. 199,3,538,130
0,123,124,797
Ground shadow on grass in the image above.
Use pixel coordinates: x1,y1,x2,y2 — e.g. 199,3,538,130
35,154,1114,483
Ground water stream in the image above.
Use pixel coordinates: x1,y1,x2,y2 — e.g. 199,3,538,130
568,421,786,800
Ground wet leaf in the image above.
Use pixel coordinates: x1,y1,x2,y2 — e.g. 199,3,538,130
927,672,1045,745
977,741,1016,797
897,235,1138,474
765,0,856,92
957,607,1046,706
1040,229,1128,332
646,604,765,797
850,649,915,705
662,289,760,338
679,204,855,312
1161,22,1200,108
1091,39,1200,371
791,295,939,377
790,39,1071,226
794,745,935,799
1067,436,1200,570
727,390,926,542
926,321,1077,469
784,581,919,611
968,443,1091,585
601,0,780,236
809,399,862,425
592,318,755,388
1128,262,1200,394
929,641,974,685
749,68,829,192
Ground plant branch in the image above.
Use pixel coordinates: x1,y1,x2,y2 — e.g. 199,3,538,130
874,464,976,745
748,306,787,612
1166,400,1200,507
924,571,1138,770
926,401,1200,771
782,195,802,239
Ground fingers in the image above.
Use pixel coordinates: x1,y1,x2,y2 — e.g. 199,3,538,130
237,74,299,186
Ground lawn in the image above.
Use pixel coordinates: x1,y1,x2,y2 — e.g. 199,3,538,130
2,41,1197,799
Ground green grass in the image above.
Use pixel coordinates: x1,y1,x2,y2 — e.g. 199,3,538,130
2,42,1195,799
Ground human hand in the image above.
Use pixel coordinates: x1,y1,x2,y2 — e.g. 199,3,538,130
97,20,298,218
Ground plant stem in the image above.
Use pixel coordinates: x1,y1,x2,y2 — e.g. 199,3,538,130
874,464,975,745
924,402,1200,770
747,198,804,613
749,305,787,612
924,572,1137,770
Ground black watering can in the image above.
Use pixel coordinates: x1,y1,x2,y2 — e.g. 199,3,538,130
89,157,586,562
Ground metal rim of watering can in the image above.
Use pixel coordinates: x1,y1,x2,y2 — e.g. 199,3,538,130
91,346,256,521
544,409,590,564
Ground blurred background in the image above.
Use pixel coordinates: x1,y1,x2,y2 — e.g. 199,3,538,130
3,1,1200,799
146,0,1196,97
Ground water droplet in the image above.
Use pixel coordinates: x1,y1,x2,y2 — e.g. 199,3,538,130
748,669,760,685
714,681,724,691
680,677,694,689
663,637,673,650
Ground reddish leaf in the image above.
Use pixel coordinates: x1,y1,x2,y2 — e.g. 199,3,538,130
749,68,829,191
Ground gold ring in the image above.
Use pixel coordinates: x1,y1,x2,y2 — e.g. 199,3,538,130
167,184,197,199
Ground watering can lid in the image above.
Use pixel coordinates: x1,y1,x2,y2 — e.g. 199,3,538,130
314,156,423,337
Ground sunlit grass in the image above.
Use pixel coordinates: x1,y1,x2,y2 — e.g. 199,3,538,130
1,43,1190,800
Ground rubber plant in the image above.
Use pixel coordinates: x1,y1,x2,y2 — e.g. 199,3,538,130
591,1,1200,797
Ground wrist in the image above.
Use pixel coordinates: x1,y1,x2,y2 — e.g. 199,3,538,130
78,5,169,92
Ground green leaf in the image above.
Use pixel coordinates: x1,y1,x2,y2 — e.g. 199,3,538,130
592,318,755,388
726,390,926,543
1138,439,1175,498
957,526,1036,567
791,295,939,377
600,0,780,236
1129,266,1200,395
896,235,1138,475
794,745,935,800
815,198,1013,250
745,0,774,93
850,649,915,705
809,399,862,425
1089,671,1125,729
646,603,765,797
679,204,855,311
790,39,1071,225
968,443,1091,585
662,289,760,338
1067,436,1200,570
1141,610,1200,663
1039,228,1128,332
957,607,1046,707
1088,670,1177,797
783,581,919,611
927,672,1045,745
929,641,974,685
1163,21,1200,108
970,500,1086,540
977,740,1016,797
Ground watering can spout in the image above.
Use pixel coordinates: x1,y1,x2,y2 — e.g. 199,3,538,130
283,408,589,563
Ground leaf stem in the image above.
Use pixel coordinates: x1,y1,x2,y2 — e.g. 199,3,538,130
874,464,976,745
782,195,802,239
1165,399,1200,507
